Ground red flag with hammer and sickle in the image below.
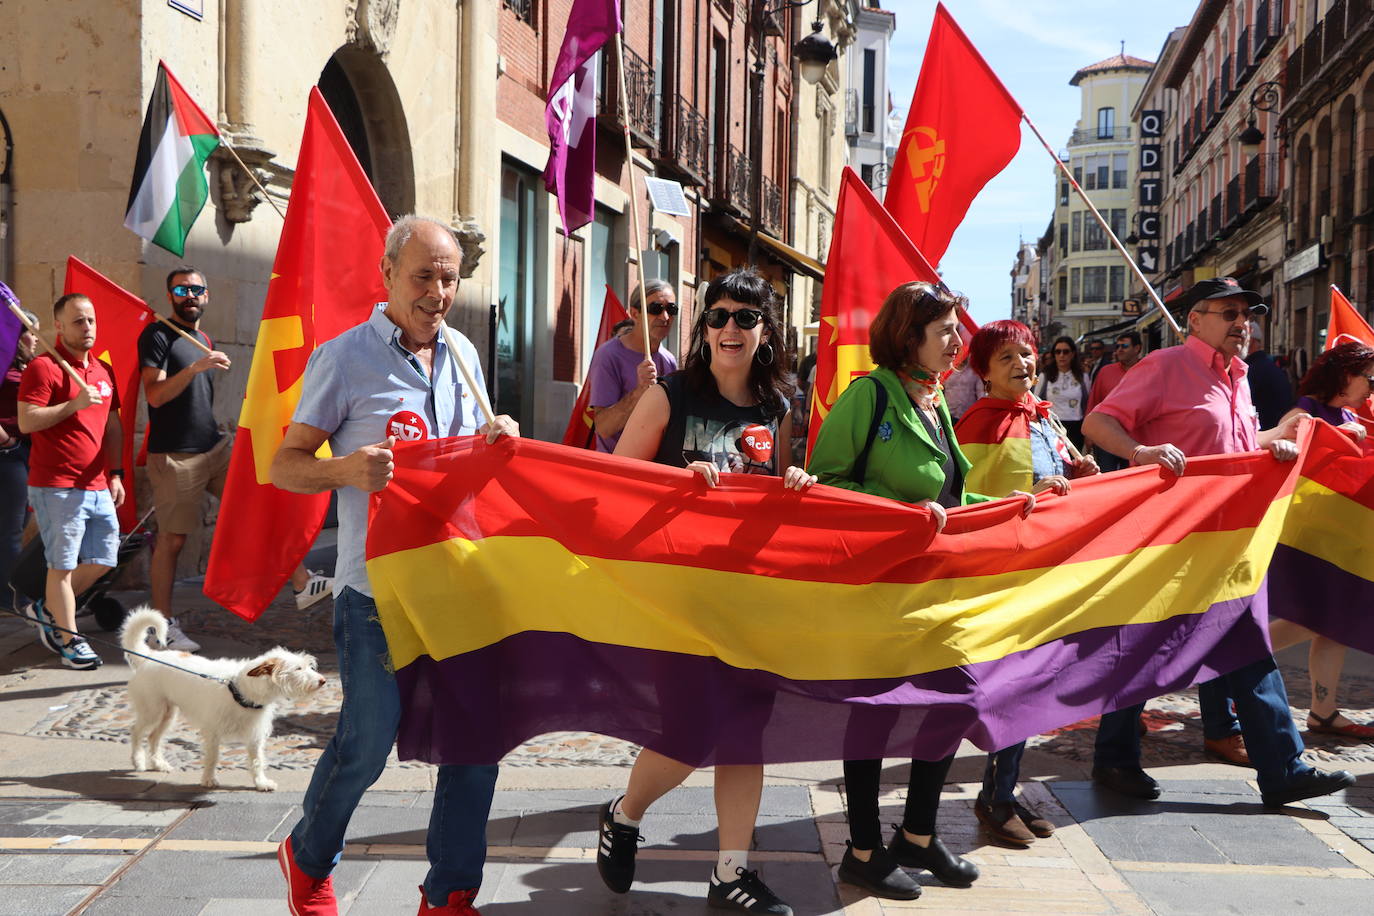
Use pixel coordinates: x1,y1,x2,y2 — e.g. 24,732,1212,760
885,3,1022,267
205,88,390,621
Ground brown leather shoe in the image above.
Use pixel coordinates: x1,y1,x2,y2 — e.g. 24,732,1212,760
974,796,1035,847
1204,734,1252,767
1013,800,1055,838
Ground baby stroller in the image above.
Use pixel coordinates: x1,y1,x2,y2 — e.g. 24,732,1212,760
8,509,154,632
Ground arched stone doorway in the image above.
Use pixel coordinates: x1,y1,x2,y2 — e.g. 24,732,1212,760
317,47,415,217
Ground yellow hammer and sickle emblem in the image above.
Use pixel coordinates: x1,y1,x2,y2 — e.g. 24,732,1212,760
239,315,329,485
904,126,947,213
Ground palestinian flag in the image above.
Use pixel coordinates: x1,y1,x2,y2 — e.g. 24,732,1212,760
124,62,220,256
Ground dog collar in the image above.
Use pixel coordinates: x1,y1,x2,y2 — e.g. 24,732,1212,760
227,680,264,710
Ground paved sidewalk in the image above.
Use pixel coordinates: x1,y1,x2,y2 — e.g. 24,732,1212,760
3,577,1374,915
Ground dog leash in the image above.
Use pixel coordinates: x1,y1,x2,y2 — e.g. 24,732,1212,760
0,603,229,684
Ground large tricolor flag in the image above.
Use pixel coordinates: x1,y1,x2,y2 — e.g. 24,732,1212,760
885,4,1022,266
124,62,221,257
362,425,1373,767
562,285,629,448
544,0,622,233
204,89,390,621
62,257,158,531
807,168,941,458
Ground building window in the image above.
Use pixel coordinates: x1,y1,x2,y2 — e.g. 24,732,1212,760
1059,275,1068,308
1109,265,1125,302
1112,152,1128,189
1110,208,1127,238
1071,212,1081,251
1084,218,1108,250
1083,266,1107,302
1070,268,1081,303
862,49,877,134
1073,161,1083,185
818,100,833,193
503,0,534,25
1098,107,1115,139
1059,222,1068,256
861,163,875,188
1059,180,1069,205
498,159,541,427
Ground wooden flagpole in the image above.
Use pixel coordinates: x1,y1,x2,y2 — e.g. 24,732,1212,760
440,323,497,429
1021,113,1183,338
156,315,214,355
613,33,653,356
7,302,93,390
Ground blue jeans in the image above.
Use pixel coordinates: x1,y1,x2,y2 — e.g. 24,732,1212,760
981,742,1026,803
289,587,499,902
0,442,29,606
1094,655,1310,795
1197,677,1241,739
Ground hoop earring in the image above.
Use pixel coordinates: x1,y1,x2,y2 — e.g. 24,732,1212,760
755,341,774,366
982,378,991,394
700,340,712,362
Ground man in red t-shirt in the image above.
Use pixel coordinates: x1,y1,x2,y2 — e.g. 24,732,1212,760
1083,331,1143,471
17,293,123,670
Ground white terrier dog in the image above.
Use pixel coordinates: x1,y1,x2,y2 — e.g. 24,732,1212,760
121,608,326,791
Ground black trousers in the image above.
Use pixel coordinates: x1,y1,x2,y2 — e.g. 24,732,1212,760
843,754,954,850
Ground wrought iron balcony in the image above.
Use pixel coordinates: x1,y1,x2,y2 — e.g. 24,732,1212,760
502,0,533,24
653,94,711,187
598,44,659,150
710,144,754,216
1225,175,1242,228
761,175,783,236
1254,0,1284,60
1068,126,1131,145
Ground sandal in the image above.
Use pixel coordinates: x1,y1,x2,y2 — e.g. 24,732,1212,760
1307,710,1374,739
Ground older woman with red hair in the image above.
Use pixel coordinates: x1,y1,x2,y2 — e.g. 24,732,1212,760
954,320,1098,847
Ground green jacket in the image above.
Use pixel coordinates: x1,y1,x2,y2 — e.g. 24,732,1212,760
807,367,991,505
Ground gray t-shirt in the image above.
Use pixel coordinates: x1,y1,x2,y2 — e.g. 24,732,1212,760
292,304,487,597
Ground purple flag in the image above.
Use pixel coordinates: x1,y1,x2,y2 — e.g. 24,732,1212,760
544,0,622,234
0,283,27,373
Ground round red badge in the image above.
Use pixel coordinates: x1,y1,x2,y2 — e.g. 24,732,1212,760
739,424,774,463
386,410,428,442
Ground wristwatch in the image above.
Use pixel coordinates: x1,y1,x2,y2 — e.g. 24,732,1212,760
108,469,125,478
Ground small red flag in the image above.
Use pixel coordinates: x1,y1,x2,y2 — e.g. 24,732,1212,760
885,3,1022,266
561,286,629,449
204,89,390,621
807,168,942,459
62,257,158,532
1327,285,1374,431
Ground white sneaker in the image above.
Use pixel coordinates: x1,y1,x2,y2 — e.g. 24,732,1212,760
294,572,333,610
163,618,200,653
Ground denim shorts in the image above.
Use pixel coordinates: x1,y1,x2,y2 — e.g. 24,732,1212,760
27,486,119,570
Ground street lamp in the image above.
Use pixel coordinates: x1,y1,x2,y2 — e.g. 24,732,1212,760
794,19,839,85
1238,81,1281,157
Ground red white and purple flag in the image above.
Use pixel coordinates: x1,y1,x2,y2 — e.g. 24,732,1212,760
544,0,622,234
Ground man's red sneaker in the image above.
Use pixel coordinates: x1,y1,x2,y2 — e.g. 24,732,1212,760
416,885,480,914
278,837,338,916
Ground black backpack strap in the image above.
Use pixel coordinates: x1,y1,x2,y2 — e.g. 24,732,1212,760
851,375,889,487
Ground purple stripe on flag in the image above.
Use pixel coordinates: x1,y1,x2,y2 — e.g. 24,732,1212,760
1270,543,1374,655
544,0,622,234
394,590,1269,766
0,283,27,373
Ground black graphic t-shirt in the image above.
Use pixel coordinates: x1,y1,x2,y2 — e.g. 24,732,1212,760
653,373,782,475
137,320,221,454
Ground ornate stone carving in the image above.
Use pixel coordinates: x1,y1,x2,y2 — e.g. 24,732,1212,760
452,217,486,279
346,0,400,56
209,132,290,224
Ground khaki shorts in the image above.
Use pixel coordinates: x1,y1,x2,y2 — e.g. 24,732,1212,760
146,435,231,535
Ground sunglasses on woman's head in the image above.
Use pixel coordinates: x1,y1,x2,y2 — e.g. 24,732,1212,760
703,307,763,330
644,301,678,317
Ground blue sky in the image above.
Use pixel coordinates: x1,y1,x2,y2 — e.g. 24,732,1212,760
883,0,1200,325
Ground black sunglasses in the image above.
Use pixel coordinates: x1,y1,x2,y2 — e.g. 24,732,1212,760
703,307,764,330
171,284,207,298
1198,304,1267,322
644,301,678,317
1053,348,1073,355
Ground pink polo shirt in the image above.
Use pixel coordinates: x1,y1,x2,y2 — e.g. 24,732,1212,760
1088,334,1259,458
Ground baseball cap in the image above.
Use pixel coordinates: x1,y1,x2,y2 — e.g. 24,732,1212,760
1181,276,1266,313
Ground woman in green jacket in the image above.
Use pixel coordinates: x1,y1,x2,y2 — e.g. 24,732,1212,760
808,281,1035,901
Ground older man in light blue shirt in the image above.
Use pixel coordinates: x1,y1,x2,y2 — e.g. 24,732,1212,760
271,215,517,916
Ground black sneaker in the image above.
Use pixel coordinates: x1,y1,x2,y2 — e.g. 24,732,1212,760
58,635,102,670
707,867,793,914
25,600,62,655
888,827,979,887
837,841,921,900
595,798,642,894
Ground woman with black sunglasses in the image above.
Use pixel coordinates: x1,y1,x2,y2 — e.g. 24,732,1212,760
595,267,813,916
1034,336,1089,450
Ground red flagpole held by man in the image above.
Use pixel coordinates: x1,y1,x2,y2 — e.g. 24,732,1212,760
562,286,629,448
